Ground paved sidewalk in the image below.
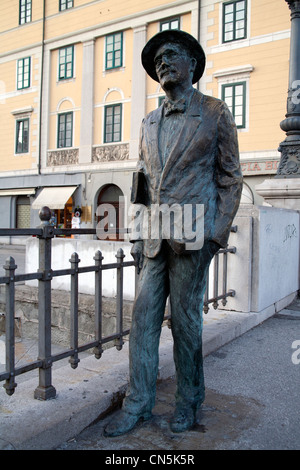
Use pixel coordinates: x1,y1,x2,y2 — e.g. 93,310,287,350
57,308,300,451
1,295,293,451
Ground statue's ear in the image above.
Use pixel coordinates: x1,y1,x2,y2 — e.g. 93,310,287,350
190,57,197,75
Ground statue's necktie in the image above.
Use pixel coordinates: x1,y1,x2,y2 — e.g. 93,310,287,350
164,98,186,116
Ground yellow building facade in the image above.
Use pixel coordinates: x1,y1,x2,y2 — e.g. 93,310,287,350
0,0,292,235
202,0,290,202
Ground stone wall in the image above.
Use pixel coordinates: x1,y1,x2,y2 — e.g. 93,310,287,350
0,285,134,349
25,238,136,300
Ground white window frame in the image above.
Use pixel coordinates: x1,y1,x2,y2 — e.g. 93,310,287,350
222,0,248,43
102,31,126,75
217,0,251,51
57,45,76,82
16,57,31,90
11,107,33,156
213,64,253,132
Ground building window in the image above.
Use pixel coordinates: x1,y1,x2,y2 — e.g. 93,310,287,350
19,0,32,25
16,196,30,229
59,0,73,11
16,118,29,153
104,104,122,143
160,17,180,31
105,32,123,70
58,46,74,80
222,0,247,43
17,57,31,90
222,82,246,128
57,112,73,148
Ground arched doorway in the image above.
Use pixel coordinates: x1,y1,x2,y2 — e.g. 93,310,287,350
97,184,124,241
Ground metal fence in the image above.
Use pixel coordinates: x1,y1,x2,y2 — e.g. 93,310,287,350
203,239,237,314
0,208,237,400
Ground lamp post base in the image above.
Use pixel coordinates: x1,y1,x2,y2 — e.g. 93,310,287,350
276,140,300,177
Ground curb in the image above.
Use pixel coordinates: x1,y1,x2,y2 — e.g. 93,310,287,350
0,308,276,450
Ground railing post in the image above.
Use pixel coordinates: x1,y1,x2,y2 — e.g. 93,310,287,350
94,250,104,359
3,257,17,396
134,262,139,295
222,250,228,307
34,206,56,400
203,270,209,314
69,252,80,369
115,248,125,351
213,252,219,310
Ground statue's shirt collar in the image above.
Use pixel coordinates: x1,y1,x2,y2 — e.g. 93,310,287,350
163,88,195,117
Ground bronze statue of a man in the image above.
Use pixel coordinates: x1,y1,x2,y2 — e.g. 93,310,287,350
104,30,243,436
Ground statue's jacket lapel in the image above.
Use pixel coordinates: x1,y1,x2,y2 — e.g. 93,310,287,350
160,92,203,186
142,91,204,203
138,89,243,256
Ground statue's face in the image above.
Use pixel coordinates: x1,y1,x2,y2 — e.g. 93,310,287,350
154,42,196,89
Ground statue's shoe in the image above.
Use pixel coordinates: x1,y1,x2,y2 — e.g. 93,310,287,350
170,405,196,433
103,409,152,437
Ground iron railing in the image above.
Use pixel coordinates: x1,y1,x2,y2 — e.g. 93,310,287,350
0,209,237,399
203,239,237,314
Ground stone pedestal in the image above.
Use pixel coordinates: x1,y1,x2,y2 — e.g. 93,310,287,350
219,204,299,313
255,178,300,210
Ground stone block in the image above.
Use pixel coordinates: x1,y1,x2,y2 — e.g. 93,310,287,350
251,205,299,312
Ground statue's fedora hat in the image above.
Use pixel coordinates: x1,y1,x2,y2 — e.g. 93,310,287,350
141,30,206,84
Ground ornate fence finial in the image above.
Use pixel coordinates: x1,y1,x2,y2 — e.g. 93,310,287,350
39,206,51,224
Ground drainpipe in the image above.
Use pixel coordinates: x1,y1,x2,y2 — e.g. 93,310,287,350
197,0,201,91
38,0,46,175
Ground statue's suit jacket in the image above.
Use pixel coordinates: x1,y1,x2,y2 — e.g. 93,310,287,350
131,90,243,258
